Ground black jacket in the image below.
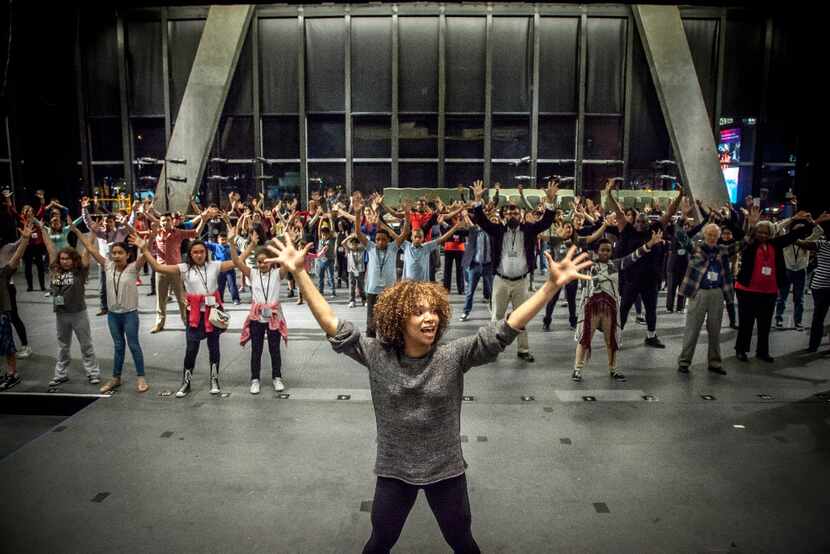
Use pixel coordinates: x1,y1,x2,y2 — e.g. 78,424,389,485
736,220,814,291
472,203,556,275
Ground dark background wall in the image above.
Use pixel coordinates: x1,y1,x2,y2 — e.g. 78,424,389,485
0,3,822,212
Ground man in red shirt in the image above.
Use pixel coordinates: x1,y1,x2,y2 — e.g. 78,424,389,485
149,213,205,333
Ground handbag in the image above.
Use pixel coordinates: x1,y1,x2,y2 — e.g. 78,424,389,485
208,306,230,329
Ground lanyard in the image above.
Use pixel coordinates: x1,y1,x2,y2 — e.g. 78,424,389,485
258,270,272,302
509,229,520,254
377,248,389,274
191,265,209,294
112,264,127,306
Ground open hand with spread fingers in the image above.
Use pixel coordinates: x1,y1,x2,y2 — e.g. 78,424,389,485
543,246,592,288
266,230,311,274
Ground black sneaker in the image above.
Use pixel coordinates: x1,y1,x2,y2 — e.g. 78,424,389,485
459,313,470,322
48,376,69,387
176,370,192,398
677,366,690,374
736,352,748,362
517,352,535,363
571,369,582,382
636,315,646,325
708,366,727,375
666,308,674,313
757,354,775,363
775,319,784,329
644,336,666,349
542,322,551,332
794,323,804,331
0,373,21,391
610,370,626,382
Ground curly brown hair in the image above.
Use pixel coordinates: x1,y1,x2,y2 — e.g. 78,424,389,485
373,280,452,349
49,247,83,273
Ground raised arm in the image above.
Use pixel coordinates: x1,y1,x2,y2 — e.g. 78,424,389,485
69,221,108,267
7,223,32,269
433,220,461,245
268,232,338,336
131,234,180,275
352,198,369,246
506,247,592,331
660,189,683,228
603,178,626,232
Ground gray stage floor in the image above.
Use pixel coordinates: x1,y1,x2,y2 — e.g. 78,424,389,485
1,269,829,553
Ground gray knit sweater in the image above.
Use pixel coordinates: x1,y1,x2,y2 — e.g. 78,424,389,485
329,319,520,485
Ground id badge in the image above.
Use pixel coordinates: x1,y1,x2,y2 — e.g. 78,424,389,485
53,295,65,307
261,306,272,318
205,296,217,307
677,249,686,256
761,266,772,276
707,271,719,282
507,250,519,259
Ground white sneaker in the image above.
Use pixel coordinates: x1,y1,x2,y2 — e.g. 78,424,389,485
273,378,285,392
16,345,32,359
348,301,355,308
44,292,51,297
250,379,261,395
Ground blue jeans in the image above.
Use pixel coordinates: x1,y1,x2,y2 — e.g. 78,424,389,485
463,263,494,315
318,258,336,294
775,268,805,325
218,269,240,303
107,310,145,377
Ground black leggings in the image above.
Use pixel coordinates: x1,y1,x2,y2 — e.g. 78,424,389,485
443,251,465,294
24,243,46,290
249,320,282,379
183,316,221,370
619,279,658,332
8,284,28,346
543,280,578,327
363,473,479,554
735,289,776,357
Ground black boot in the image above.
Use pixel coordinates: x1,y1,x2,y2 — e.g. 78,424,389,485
726,303,738,329
176,369,192,398
209,364,221,395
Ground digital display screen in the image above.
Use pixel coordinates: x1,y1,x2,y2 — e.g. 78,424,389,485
719,128,741,165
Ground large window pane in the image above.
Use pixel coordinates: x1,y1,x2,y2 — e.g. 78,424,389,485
83,13,120,117
353,163,390,195
308,114,345,159
308,163,346,191
539,116,576,160
259,18,299,114
306,18,345,112
399,163,437,188
492,17,531,113
539,18,579,113
584,116,622,160
491,163,534,189
216,116,254,159
168,19,205,122
89,117,123,161
762,122,797,164
446,17,486,113
445,162,482,188
586,18,626,114
723,16,764,118
446,116,484,159
352,18,391,113
492,116,530,159
399,18,438,112
225,29,253,115
262,116,300,160
353,116,391,158
582,163,622,199
131,117,165,160
264,163,301,201
91,164,125,196
682,18,718,121
135,161,161,194
126,20,164,116
399,116,437,159
629,31,671,168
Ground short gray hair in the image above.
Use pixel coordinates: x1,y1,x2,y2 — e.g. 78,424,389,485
702,223,721,236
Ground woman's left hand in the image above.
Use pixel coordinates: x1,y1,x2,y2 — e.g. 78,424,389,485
544,246,592,288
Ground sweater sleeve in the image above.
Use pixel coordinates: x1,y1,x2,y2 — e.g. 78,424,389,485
452,319,520,373
327,319,373,369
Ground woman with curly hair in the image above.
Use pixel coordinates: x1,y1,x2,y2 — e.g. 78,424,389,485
268,229,592,554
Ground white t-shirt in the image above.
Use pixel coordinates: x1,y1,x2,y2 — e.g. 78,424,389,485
106,261,139,313
178,261,222,296
250,268,281,305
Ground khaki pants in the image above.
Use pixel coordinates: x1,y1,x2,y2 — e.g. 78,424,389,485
491,275,530,353
155,272,187,327
678,288,724,369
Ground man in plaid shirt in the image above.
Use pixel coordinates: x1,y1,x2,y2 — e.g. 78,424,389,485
677,208,748,375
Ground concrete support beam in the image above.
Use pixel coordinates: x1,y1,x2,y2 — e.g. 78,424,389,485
156,5,254,212
633,5,728,209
